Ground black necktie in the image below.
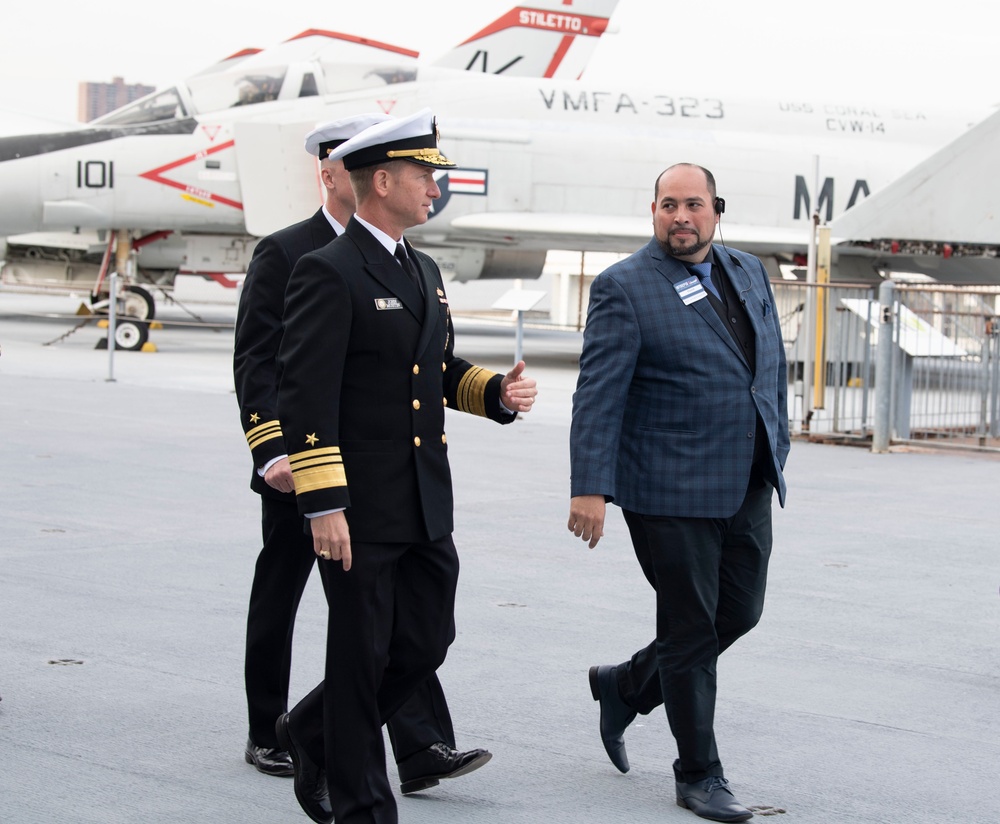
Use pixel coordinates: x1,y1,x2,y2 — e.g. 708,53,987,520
395,243,422,294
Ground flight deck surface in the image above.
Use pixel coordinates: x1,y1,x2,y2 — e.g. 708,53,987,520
1,296,997,824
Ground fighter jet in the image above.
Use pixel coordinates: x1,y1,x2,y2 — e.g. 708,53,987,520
1,0,997,336
0,0,620,320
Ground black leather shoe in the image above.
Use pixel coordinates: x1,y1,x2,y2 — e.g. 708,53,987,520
676,776,753,822
275,714,333,824
244,737,294,777
589,664,636,773
397,742,492,795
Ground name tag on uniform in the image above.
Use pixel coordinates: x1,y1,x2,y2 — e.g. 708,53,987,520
674,275,708,306
374,297,404,311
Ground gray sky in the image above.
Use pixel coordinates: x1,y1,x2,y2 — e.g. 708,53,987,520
1,0,997,124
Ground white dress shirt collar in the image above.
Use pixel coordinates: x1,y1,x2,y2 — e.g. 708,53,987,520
321,204,347,236
353,214,402,256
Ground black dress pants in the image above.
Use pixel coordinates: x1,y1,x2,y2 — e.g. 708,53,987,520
618,479,773,784
288,534,460,824
244,495,455,759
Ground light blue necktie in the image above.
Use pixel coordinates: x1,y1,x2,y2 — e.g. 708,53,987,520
689,262,720,301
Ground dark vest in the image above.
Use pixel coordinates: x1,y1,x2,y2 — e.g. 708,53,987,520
686,250,773,488
696,249,756,374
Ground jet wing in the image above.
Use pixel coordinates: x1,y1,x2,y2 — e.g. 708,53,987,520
444,212,808,258
831,106,1000,245
445,212,648,250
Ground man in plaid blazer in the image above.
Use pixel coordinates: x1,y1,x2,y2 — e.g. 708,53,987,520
568,164,789,823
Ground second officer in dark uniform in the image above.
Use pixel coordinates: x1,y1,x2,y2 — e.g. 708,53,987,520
234,113,490,792
274,109,537,824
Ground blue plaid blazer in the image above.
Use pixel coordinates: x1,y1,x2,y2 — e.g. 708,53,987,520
570,239,789,518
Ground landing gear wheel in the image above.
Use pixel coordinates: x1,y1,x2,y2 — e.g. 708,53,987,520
122,285,155,320
113,320,149,351
90,285,155,320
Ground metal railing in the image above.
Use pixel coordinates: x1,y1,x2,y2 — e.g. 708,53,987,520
775,280,1000,450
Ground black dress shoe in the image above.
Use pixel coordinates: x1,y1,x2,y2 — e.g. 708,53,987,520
676,776,753,822
275,714,333,824
589,664,636,773
244,737,294,777
397,742,492,795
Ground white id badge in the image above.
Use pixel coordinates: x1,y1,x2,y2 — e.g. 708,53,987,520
674,275,708,306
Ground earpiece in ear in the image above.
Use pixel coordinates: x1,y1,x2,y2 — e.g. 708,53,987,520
714,197,726,215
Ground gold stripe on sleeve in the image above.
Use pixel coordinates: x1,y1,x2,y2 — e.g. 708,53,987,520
288,447,347,494
247,420,283,451
456,366,498,418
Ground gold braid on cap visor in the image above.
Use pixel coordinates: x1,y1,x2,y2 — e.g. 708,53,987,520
385,148,454,165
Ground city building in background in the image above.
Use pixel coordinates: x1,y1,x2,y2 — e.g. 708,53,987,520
78,77,155,122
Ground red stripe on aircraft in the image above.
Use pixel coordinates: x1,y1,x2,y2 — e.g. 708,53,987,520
223,48,262,60
133,230,174,249
139,140,243,211
459,8,609,44
287,29,419,57
543,34,575,78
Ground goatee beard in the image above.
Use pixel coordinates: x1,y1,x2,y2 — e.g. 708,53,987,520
659,235,710,259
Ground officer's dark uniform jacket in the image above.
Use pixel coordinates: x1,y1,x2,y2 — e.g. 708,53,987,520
276,216,515,543
234,208,335,499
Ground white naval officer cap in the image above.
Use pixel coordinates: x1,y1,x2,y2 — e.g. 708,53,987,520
303,112,393,159
325,107,456,171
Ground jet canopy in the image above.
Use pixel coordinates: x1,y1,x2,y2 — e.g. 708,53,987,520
90,29,419,127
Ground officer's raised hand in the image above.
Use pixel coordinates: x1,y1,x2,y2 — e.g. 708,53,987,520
500,360,537,413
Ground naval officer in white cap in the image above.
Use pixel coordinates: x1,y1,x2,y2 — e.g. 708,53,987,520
273,108,537,824
235,112,490,799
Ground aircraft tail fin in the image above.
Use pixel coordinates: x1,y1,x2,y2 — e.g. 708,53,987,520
831,107,1000,245
432,0,619,79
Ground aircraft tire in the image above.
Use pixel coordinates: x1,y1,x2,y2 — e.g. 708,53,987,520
90,285,156,320
113,320,149,351
123,285,156,320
